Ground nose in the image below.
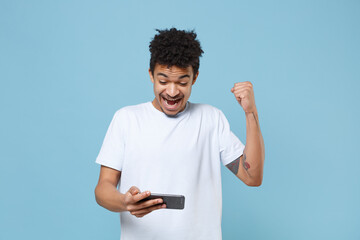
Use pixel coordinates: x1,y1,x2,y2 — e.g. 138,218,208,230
166,83,180,97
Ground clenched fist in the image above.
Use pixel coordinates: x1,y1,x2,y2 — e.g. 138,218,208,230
231,81,257,113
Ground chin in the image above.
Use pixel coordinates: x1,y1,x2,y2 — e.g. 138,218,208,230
162,105,186,117
161,106,179,116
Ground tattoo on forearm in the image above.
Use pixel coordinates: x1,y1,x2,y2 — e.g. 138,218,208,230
242,153,250,171
226,157,240,175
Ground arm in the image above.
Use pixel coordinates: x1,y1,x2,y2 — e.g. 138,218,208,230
94,165,125,212
226,82,265,186
94,165,166,217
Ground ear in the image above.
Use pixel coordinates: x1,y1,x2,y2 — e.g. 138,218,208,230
149,68,154,84
192,71,199,85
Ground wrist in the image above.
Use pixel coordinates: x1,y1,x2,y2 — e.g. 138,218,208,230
118,192,127,212
245,110,259,128
245,107,258,115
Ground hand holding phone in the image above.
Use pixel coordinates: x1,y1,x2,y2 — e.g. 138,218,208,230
124,186,166,218
142,193,185,210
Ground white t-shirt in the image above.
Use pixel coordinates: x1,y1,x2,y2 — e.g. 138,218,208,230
96,101,245,240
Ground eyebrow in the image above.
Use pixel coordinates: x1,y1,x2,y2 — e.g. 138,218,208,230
157,73,190,80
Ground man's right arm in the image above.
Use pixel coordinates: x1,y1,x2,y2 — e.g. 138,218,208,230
94,165,126,212
94,165,166,217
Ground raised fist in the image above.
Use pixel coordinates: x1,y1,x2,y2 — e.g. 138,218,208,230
231,81,257,113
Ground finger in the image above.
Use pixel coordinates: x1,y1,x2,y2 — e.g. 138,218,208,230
134,212,151,218
233,85,252,92
234,81,253,88
233,82,253,90
128,186,141,195
233,91,246,99
135,198,163,210
132,190,151,202
131,204,166,216
127,198,163,212
233,88,252,97
234,83,247,89
232,87,250,96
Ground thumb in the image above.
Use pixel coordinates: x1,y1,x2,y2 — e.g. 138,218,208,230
128,186,141,196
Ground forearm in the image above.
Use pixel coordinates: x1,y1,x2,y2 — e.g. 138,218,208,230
243,110,265,185
95,181,126,212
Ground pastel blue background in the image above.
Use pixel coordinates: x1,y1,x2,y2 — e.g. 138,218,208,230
1,0,359,239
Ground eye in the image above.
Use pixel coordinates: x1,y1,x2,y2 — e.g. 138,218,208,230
179,83,188,86
159,81,166,85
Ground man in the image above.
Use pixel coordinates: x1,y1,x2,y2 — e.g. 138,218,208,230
95,28,265,239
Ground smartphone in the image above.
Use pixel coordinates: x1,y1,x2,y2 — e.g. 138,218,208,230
142,193,185,210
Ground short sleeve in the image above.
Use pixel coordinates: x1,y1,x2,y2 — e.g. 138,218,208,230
218,110,245,165
95,110,126,171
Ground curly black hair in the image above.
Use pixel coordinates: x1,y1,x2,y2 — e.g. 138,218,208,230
149,28,204,76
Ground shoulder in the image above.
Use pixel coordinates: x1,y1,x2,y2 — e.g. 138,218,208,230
112,102,149,120
115,102,149,114
189,102,223,116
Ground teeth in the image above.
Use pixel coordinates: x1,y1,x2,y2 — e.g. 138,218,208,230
164,98,180,106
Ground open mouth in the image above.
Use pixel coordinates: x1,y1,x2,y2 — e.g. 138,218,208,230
162,96,182,110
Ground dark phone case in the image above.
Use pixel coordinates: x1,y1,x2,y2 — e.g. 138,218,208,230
143,193,185,210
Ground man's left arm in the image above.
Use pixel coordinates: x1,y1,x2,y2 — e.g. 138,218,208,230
226,81,265,186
